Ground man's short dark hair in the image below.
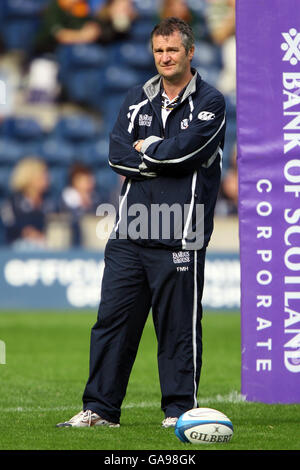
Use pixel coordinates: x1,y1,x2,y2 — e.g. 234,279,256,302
151,17,195,54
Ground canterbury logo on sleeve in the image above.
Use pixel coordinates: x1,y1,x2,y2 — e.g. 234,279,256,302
198,111,215,121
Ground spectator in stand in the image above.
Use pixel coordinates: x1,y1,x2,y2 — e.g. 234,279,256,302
206,0,236,214
35,0,137,54
205,0,236,97
158,0,193,24
157,0,208,42
97,0,138,36
206,0,235,45
0,157,54,249
59,162,101,245
32,0,137,102
35,0,102,54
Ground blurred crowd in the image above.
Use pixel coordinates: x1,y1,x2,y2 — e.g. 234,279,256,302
0,0,237,250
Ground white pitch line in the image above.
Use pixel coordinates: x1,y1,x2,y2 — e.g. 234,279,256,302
200,390,246,404
2,392,246,413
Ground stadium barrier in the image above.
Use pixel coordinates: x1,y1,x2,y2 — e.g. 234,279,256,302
237,0,300,402
0,250,240,311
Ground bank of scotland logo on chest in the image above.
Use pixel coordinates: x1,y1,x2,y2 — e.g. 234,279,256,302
281,28,300,66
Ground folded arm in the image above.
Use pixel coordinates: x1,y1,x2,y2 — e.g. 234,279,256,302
108,92,157,180
139,96,226,173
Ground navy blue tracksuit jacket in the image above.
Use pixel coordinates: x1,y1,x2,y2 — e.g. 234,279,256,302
82,70,226,423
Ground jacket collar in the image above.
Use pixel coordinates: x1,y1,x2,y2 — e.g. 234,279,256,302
143,68,199,103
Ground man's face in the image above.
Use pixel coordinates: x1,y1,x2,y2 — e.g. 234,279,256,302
152,31,194,83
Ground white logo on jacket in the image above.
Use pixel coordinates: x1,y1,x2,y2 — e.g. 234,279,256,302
198,111,215,121
181,118,189,130
139,114,152,126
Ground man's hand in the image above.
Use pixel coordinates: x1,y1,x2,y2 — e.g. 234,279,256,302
134,140,145,153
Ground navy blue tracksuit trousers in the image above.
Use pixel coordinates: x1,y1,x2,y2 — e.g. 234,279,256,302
82,237,206,424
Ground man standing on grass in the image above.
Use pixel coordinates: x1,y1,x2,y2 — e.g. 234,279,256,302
57,16,226,429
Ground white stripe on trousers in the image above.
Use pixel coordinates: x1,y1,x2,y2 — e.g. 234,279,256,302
192,250,198,408
114,180,131,233
182,170,197,250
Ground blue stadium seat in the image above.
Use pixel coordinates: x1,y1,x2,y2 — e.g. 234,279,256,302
2,0,49,16
110,41,155,71
64,68,106,106
0,138,24,165
56,44,108,104
195,66,221,88
64,61,149,112
193,41,222,69
38,137,75,167
89,64,143,117
186,0,207,17
101,65,142,92
95,167,119,196
57,40,151,111
53,115,102,142
129,18,155,41
221,93,237,175
0,117,44,142
1,0,49,52
57,44,109,70
67,64,141,108
97,93,128,134
48,167,68,197
0,166,13,196
222,116,236,175
0,3,4,27
132,0,158,19
0,210,6,245
77,138,109,168
225,93,237,118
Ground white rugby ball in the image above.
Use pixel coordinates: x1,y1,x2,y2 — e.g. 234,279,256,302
175,407,233,444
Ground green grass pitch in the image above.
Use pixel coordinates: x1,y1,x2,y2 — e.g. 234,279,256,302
0,310,299,451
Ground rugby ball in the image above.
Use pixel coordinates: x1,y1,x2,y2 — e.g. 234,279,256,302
175,407,233,444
